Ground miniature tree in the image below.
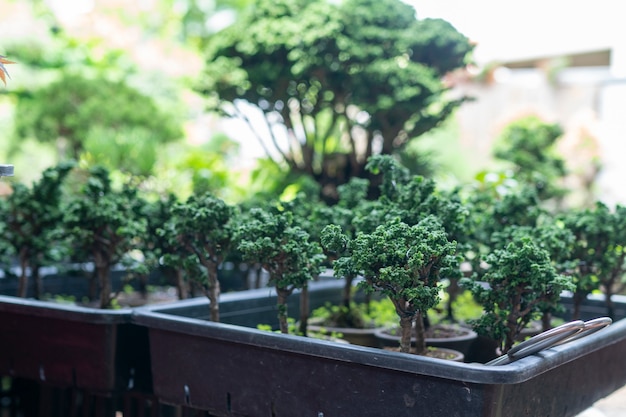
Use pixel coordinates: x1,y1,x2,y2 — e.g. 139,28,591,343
461,233,575,354
140,193,192,299
62,166,147,308
158,193,235,322
236,207,325,334
560,202,626,319
0,162,75,298
325,215,457,354
13,72,182,171
493,115,567,203
197,0,473,202
489,223,575,331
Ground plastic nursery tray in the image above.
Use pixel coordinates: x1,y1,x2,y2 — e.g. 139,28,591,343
132,281,626,417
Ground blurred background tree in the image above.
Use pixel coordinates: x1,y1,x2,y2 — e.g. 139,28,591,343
492,114,568,205
195,0,474,203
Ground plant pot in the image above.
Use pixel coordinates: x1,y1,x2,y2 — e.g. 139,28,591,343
0,295,152,394
132,281,626,416
306,317,384,347
0,164,13,176
374,323,478,357
382,345,465,362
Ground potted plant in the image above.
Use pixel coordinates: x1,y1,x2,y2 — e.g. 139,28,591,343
0,162,74,299
322,215,461,357
157,192,235,322
461,230,575,356
61,166,147,309
236,206,326,334
560,201,626,320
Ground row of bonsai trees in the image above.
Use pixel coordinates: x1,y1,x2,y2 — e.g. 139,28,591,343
1,156,625,357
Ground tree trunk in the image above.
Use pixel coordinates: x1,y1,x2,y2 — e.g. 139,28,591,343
17,251,29,298
276,287,291,334
299,285,309,336
413,312,427,355
174,268,188,299
342,275,354,309
97,265,112,309
32,264,42,300
398,314,414,354
205,265,221,323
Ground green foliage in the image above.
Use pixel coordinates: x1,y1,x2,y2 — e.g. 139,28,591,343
158,192,235,321
0,161,75,297
197,0,473,201
62,166,148,308
493,115,567,201
560,202,626,319
13,71,182,168
461,234,574,354
236,207,325,333
325,214,457,353
311,298,396,329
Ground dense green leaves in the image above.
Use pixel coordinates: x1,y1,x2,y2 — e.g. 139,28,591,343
237,207,325,333
462,234,574,353
560,202,626,319
158,192,235,321
493,115,567,201
324,214,457,353
197,0,473,201
13,72,183,172
62,166,148,308
0,161,75,297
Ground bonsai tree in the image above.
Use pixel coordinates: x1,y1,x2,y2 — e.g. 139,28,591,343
461,232,575,354
465,184,546,279
158,192,235,322
140,193,192,299
197,0,473,202
493,115,567,203
560,202,626,319
236,207,325,334
62,166,147,308
0,162,75,298
324,215,457,354
13,71,182,172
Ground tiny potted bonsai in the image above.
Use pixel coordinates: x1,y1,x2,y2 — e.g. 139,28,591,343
0,162,74,298
560,201,626,320
461,230,575,356
236,206,325,334
323,215,460,357
157,192,235,322
62,166,147,309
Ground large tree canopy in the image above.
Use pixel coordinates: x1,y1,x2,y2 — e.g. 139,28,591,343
197,0,473,201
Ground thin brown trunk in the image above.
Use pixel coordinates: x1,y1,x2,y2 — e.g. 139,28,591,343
276,288,291,334
32,264,42,300
98,265,112,309
541,312,552,332
206,266,220,323
17,250,29,298
299,285,309,336
175,268,188,299
398,314,414,354
414,312,427,355
342,275,354,309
